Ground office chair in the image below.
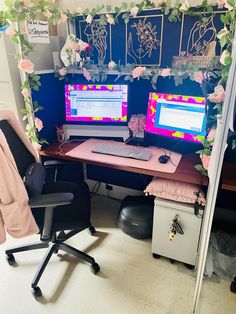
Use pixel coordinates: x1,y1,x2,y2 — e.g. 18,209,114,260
0,119,100,300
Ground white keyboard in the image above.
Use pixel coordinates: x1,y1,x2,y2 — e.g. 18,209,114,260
91,143,152,161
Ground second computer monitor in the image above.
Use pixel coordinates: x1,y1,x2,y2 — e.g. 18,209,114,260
145,92,207,144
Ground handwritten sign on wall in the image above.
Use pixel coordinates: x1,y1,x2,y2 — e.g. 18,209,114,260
28,20,50,44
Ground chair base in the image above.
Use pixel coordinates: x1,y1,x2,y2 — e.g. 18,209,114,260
5,228,100,300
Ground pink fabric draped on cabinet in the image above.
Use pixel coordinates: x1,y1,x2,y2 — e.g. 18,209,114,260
0,110,39,244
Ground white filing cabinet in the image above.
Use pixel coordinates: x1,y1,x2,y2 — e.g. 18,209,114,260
152,197,202,266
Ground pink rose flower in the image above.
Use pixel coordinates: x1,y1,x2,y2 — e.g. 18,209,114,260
155,0,166,6
207,128,216,142
200,154,210,170
70,41,81,51
106,14,115,25
76,6,83,14
21,88,30,98
18,59,35,74
82,67,92,81
207,85,225,103
5,26,16,36
22,0,30,7
224,0,234,10
217,27,229,39
59,67,67,76
161,68,171,77
58,13,68,24
79,41,90,51
217,0,225,7
86,14,93,24
33,142,42,151
193,71,204,84
220,49,231,65
130,7,139,17
34,117,43,132
44,10,53,19
132,66,146,79
108,61,117,70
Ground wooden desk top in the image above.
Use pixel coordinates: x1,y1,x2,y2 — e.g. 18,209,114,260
40,141,208,186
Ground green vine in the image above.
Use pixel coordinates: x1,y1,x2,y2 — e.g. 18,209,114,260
0,0,235,167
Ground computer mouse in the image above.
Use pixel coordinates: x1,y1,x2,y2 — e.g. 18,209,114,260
158,155,170,164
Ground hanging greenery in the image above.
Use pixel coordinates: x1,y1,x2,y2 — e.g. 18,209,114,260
0,0,235,173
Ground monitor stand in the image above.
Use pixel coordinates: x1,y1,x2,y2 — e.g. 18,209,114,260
63,124,130,141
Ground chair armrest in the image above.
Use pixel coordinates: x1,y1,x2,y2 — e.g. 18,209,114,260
29,193,73,208
44,160,76,168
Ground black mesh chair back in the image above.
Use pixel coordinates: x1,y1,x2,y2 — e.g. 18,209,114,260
1,118,99,300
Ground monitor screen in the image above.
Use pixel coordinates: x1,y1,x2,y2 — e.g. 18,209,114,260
65,84,128,123
145,93,206,143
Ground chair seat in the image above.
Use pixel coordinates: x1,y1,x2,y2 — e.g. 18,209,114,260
31,180,91,232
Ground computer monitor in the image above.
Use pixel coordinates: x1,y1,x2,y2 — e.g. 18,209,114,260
65,84,128,124
145,92,207,144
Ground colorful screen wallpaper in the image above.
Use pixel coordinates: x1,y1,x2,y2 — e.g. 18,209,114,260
145,93,206,143
65,84,128,123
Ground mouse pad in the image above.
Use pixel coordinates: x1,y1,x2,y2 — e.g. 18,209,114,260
66,139,182,174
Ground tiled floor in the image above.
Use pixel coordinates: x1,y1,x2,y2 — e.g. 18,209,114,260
0,195,235,314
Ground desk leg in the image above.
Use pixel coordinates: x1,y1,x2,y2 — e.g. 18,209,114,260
83,162,87,181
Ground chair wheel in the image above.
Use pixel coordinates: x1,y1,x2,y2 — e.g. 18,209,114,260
32,286,42,301
88,226,96,235
90,262,100,274
230,279,236,293
6,253,16,266
152,253,160,259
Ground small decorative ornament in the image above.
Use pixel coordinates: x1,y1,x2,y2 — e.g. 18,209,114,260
128,114,146,144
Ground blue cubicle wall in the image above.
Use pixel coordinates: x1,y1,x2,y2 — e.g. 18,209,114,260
32,6,226,189
32,73,203,189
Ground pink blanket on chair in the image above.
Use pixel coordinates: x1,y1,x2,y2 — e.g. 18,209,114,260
0,110,39,244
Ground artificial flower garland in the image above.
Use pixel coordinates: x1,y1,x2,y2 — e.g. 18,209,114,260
0,0,235,174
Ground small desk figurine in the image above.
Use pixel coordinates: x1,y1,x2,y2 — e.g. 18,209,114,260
128,114,146,145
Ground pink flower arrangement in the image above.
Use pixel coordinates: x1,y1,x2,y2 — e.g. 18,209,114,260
18,59,35,74
161,68,171,77
207,85,225,103
5,26,16,36
82,67,92,81
132,66,146,79
34,117,43,132
193,71,204,84
21,88,30,98
200,154,211,170
128,114,146,133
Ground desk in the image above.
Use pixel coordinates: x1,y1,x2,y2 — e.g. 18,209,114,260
40,140,208,186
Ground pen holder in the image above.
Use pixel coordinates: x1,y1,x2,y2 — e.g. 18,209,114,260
56,125,65,143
